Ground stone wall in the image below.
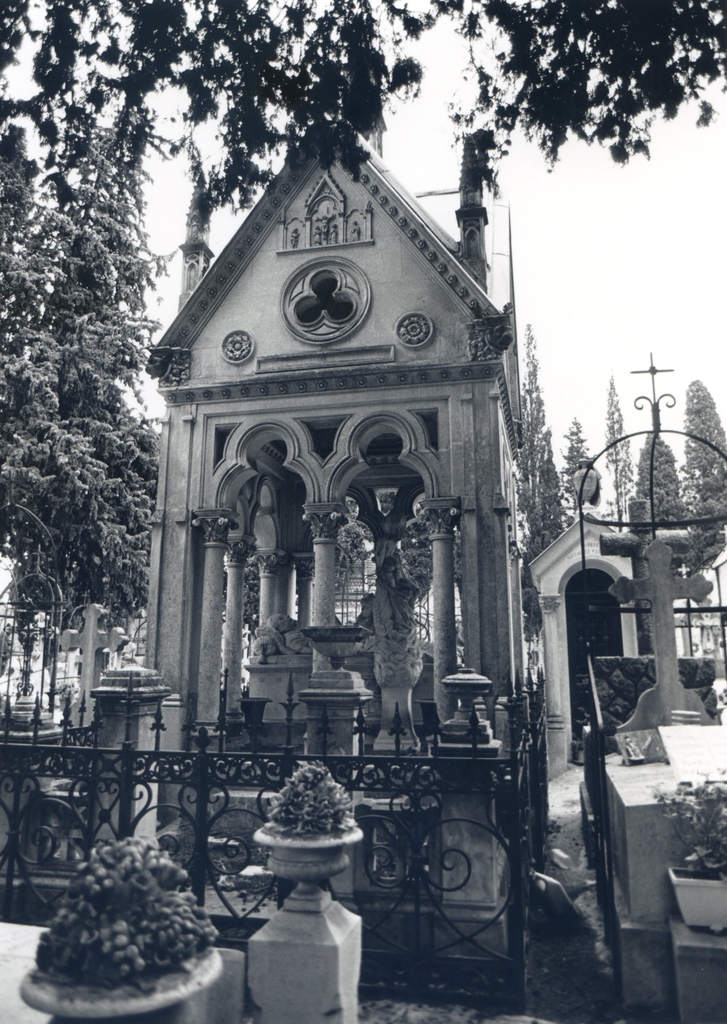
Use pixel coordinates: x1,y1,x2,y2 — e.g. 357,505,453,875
591,656,717,750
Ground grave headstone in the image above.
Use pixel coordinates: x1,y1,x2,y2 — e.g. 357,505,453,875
60,604,128,711
658,724,727,786
609,539,715,732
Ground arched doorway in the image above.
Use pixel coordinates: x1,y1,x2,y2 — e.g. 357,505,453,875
565,568,624,738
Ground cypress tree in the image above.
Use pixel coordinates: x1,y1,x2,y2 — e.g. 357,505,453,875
682,380,727,572
518,326,566,638
560,418,590,520
635,436,686,524
604,376,634,523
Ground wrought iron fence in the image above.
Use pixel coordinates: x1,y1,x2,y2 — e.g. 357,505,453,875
582,652,620,994
0,672,547,1011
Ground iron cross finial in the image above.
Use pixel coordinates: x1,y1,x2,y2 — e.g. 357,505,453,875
630,352,675,432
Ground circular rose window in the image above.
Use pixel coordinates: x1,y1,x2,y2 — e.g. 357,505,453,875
281,257,370,344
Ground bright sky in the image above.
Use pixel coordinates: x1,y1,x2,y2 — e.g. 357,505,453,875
142,22,727,479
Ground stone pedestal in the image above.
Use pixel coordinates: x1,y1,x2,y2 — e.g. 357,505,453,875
92,669,172,841
298,675,368,755
248,886,360,1024
670,916,727,1023
246,654,311,748
160,693,185,751
607,759,689,1013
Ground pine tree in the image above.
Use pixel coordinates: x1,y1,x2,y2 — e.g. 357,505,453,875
682,380,727,572
0,125,161,618
604,376,634,523
518,326,566,638
635,437,686,524
560,418,590,520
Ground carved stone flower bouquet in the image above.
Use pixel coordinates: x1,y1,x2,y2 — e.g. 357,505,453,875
255,763,362,885
21,837,221,1017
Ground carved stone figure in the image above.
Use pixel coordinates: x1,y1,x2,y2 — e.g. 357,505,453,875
252,614,313,661
330,223,338,244
351,220,361,241
290,228,300,249
371,546,422,751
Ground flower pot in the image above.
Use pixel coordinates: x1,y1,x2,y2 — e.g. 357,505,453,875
20,947,223,1019
254,825,363,885
669,868,727,932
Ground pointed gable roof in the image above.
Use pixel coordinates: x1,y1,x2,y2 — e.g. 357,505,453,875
153,141,502,354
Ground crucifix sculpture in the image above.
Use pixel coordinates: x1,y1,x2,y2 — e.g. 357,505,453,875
60,604,128,711
609,539,715,731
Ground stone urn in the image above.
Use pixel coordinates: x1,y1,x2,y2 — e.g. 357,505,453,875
254,823,363,888
300,625,371,672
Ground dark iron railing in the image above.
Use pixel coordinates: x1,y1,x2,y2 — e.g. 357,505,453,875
583,652,620,993
0,669,548,1011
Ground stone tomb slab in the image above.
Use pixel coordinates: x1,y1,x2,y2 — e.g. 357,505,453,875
659,724,727,786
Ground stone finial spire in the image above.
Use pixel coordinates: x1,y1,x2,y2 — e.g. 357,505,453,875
363,115,386,157
179,178,214,309
456,133,489,286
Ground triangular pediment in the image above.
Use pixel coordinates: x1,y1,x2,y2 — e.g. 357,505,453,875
153,145,502,359
529,517,632,592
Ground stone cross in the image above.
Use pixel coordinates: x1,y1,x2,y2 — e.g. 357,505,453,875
600,498,688,654
609,539,714,731
60,604,128,710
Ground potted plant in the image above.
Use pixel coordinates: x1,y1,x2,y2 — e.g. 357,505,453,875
660,782,727,932
254,762,362,887
21,836,221,1018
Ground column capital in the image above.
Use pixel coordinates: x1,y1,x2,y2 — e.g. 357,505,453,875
192,508,239,545
419,497,461,537
228,535,257,564
540,595,561,613
292,553,315,579
303,502,349,540
255,550,285,576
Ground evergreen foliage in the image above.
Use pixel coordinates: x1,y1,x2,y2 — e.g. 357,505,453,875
635,436,686,524
682,380,727,572
560,418,589,521
604,376,633,523
0,124,161,618
518,326,565,639
1,1,723,207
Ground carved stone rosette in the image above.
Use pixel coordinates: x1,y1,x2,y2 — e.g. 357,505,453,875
420,498,461,538
228,536,257,565
540,595,561,614
302,503,349,540
192,511,239,545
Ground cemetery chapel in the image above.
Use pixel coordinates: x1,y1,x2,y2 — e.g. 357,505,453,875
146,131,523,733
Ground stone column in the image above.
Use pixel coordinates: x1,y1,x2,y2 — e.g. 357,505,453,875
421,498,460,721
225,536,256,721
192,510,237,724
293,554,315,627
275,554,293,617
256,551,283,627
540,594,569,775
303,504,348,673
299,504,368,755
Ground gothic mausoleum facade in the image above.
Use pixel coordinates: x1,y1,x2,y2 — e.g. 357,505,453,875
146,137,524,733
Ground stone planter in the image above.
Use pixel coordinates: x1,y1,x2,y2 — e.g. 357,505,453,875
21,947,222,1018
249,825,364,1024
669,868,727,932
254,824,363,885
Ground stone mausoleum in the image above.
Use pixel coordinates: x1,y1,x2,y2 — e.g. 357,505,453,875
146,134,524,737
